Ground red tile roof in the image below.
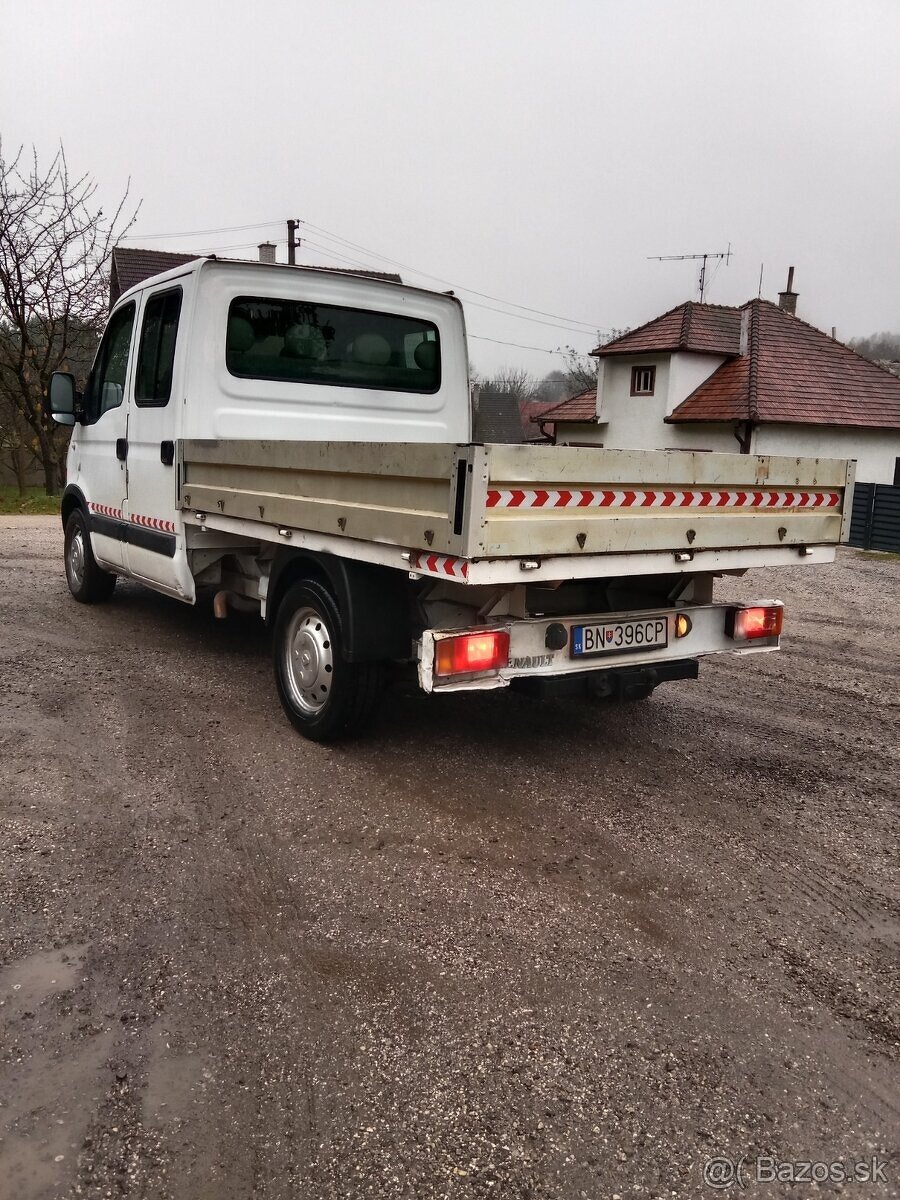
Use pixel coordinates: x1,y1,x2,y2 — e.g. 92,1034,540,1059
110,249,196,304
519,399,561,438
109,246,402,307
594,302,742,357
669,300,900,430
531,388,598,424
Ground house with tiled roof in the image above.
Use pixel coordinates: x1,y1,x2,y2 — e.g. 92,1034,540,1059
109,246,401,308
539,275,900,484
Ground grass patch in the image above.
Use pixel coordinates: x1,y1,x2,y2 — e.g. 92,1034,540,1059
856,549,900,562
0,485,61,516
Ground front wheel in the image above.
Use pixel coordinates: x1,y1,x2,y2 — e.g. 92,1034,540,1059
64,509,116,603
273,579,382,742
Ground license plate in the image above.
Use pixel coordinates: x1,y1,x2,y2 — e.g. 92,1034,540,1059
571,617,668,657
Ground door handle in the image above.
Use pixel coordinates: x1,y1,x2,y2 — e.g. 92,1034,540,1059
116,438,128,461
160,440,175,466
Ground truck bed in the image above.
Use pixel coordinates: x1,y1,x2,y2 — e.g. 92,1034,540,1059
177,440,853,577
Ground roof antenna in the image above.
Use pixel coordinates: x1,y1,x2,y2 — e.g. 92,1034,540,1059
758,263,764,297
648,243,732,303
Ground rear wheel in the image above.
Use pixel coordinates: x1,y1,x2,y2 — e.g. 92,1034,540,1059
273,579,382,742
64,509,116,603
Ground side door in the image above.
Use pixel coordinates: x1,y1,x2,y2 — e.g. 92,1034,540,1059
76,300,137,571
124,282,194,599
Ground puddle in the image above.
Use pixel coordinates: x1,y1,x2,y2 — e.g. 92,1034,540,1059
0,944,88,1009
0,1034,115,1198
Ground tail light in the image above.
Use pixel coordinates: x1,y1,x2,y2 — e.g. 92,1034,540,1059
726,604,784,641
435,630,510,677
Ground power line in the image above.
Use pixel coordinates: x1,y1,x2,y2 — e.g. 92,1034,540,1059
121,214,610,338
120,219,283,241
467,333,572,355
299,238,373,270
194,240,269,254
299,219,611,333
302,229,601,337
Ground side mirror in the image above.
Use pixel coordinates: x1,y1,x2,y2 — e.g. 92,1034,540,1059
47,372,78,427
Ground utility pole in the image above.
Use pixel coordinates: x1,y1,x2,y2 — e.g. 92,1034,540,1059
648,243,732,303
286,218,301,265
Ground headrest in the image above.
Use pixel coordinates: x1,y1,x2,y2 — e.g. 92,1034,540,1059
283,322,328,360
414,341,438,371
226,316,255,354
352,333,391,366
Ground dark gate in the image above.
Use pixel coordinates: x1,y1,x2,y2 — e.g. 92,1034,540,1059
849,483,900,552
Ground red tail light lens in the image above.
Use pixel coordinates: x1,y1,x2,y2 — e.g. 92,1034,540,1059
435,630,510,676
726,605,784,641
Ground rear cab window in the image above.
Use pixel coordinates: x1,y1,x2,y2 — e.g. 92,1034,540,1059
225,297,441,393
136,287,183,407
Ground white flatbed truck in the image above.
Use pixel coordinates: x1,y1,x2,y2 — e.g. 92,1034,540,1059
48,258,854,740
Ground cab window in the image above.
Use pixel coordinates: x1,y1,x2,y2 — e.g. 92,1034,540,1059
83,302,136,422
136,288,183,407
226,296,441,394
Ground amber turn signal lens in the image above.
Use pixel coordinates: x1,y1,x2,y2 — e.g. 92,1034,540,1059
674,613,693,638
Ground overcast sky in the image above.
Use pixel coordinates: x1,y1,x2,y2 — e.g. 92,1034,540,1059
3,0,898,376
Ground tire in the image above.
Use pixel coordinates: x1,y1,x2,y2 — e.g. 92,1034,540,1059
273,579,383,742
64,509,117,603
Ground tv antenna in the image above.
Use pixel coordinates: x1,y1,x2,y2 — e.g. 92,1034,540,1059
648,243,732,303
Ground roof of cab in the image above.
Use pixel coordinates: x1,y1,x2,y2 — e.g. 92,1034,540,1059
108,248,466,314
109,246,403,308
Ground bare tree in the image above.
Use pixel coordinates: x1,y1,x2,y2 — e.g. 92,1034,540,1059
849,331,900,364
0,142,137,493
474,365,538,406
533,369,571,404
558,345,599,394
0,389,35,495
558,329,630,396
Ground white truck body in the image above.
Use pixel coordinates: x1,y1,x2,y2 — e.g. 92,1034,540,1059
52,258,854,739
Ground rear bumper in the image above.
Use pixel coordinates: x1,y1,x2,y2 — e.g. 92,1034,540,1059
418,601,782,694
510,658,699,701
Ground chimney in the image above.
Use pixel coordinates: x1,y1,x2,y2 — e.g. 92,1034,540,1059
258,241,277,265
739,307,750,355
778,266,798,316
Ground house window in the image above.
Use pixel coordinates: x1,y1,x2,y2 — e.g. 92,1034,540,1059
631,365,656,396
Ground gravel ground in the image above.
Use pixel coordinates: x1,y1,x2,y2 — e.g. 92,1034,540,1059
0,516,897,1200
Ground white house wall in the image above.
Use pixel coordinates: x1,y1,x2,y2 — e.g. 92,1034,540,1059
751,425,900,484
667,352,727,416
595,354,668,445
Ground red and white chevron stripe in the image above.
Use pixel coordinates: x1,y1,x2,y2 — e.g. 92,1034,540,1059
485,488,841,511
130,513,176,533
410,551,469,580
89,501,123,520
89,501,176,533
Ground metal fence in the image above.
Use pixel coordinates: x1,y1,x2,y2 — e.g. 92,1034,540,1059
849,483,900,553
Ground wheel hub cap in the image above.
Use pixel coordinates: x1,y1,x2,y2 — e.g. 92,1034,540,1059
68,529,85,587
283,607,334,714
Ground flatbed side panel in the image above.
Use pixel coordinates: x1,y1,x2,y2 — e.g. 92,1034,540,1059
483,444,849,488
474,444,850,557
179,438,462,554
476,511,844,557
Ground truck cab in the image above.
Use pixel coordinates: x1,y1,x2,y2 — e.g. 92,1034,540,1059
57,260,471,599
